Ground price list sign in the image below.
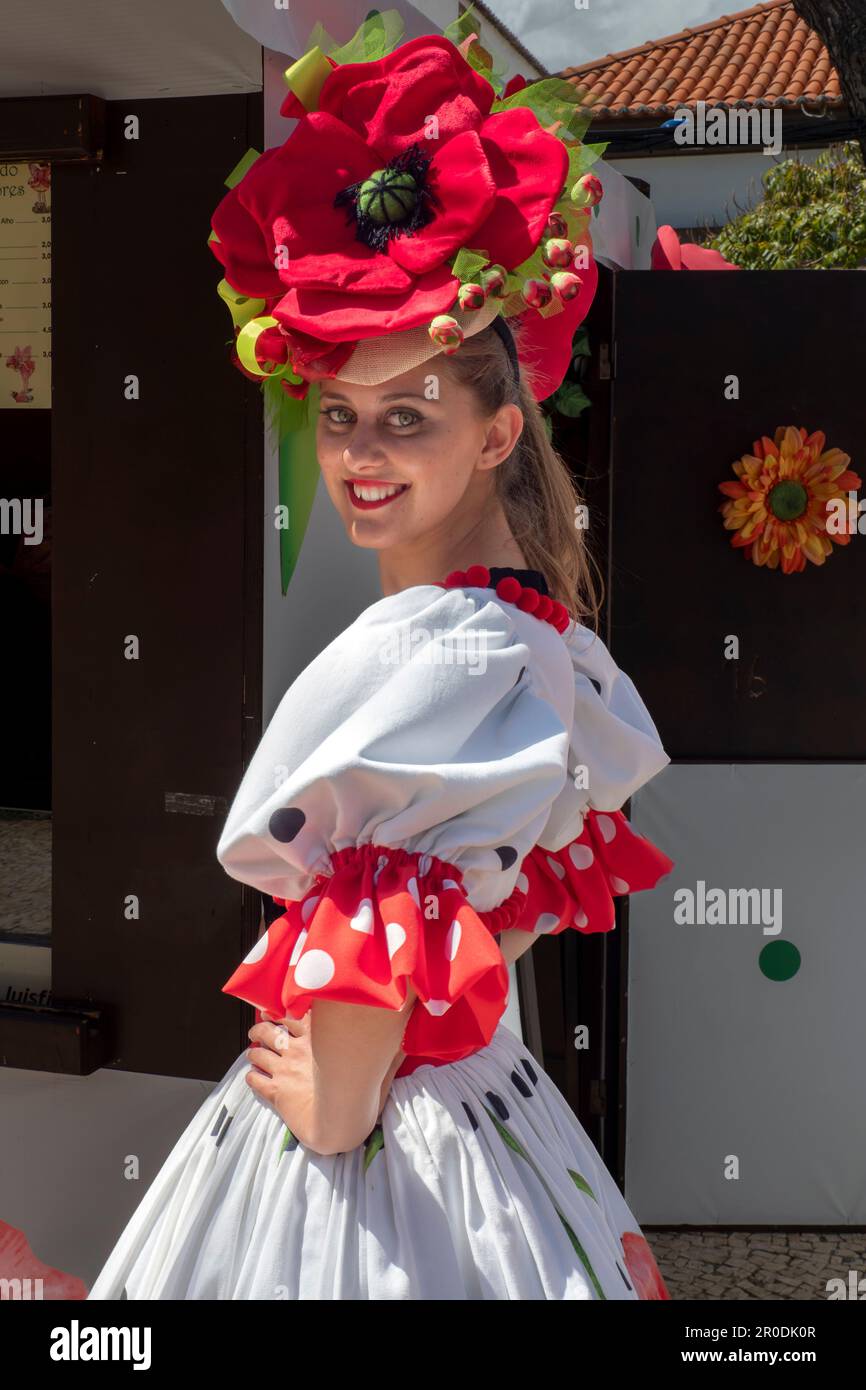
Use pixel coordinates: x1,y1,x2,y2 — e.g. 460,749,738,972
0,160,52,408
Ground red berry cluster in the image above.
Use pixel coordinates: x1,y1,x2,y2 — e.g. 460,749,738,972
440,564,572,634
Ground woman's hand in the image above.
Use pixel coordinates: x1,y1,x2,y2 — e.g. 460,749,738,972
245,1014,319,1149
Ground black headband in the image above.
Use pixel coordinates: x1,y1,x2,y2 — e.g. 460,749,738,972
489,314,520,388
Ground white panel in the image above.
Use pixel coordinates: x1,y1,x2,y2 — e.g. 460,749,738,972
626,764,866,1225
1,0,261,100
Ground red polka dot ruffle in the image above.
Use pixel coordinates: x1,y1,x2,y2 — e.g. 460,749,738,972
221,843,510,1065
511,809,674,936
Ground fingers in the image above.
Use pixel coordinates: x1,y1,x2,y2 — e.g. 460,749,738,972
246,1043,278,1074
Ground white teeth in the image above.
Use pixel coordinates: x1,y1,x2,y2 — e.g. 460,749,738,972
352,483,405,501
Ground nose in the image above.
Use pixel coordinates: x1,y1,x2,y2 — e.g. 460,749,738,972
342,426,388,473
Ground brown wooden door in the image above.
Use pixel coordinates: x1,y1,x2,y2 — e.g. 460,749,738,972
51,94,264,1081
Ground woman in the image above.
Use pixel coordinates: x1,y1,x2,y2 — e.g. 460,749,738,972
87,19,674,1301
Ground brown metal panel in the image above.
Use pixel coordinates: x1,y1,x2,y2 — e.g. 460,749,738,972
51,93,263,1080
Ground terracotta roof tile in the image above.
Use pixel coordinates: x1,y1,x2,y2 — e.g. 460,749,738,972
561,0,845,120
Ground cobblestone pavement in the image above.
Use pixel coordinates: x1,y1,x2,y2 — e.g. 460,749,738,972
644,1230,866,1300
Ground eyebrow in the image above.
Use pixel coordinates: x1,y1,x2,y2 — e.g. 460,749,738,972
319,390,432,403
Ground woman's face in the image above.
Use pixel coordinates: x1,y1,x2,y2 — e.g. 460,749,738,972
316,359,522,553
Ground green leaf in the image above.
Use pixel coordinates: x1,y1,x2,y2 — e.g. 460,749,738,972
363,1124,385,1171
571,326,591,359
278,1126,296,1159
558,1213,607,1299
449,246,491,284
551,382,591,418
442,5,506,94
482,1105,530,1160
492,77,590,142
307,8,405,65
567,1167,598,1201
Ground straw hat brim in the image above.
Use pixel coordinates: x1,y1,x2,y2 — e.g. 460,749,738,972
334,296,502,385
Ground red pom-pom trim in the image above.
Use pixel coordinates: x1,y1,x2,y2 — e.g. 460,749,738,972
439,565,575,638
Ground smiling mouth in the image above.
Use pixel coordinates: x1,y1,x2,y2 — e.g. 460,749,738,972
345,480,410,511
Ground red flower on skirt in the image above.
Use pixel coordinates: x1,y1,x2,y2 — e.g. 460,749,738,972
210,35,568,375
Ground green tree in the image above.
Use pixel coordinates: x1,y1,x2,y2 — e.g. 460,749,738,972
708,141,866,269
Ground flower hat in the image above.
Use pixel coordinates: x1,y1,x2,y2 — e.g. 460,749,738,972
208,8,605,412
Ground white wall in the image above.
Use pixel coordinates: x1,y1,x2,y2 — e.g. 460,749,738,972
609,146,825,231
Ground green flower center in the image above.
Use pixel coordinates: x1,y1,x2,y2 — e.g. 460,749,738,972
768,480,808,521
357,168,419,226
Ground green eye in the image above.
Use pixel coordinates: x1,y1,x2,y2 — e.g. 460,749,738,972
388,408,420,427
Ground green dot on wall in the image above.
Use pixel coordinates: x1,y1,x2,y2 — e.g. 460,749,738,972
759,940,801,981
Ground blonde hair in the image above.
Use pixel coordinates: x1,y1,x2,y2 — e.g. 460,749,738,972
441,323,603,627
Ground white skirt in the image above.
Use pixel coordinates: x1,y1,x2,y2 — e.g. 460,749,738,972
86,1022,666,1300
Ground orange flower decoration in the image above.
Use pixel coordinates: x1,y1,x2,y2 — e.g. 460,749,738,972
719,426,861,574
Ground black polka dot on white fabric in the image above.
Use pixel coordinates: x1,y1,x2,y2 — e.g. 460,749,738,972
485,1090,510,1121
520,1056,538,1086
461,1102,479,1131
513,665,526,687
510,1069,533,1098
589,677,602,694
617,1263,633,1291
269,807,306,842
495,846,518,870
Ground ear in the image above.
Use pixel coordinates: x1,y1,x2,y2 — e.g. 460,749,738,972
477,404,524,472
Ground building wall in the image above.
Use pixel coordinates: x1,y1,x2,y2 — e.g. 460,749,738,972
609,146,825,231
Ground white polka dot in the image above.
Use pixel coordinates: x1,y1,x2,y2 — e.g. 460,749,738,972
301,894,320,924
569,843,594,871
546,855,566,880
418,853,432,876
534,913,560,934
243,930,270,965
596,814,617,844
289,928,308,966
424,999,452,1016
293,949,335,990
573,907,588,928
516,872,529,894
442,878,461,892
407,876,421,908
610,875,630,893
385,921,406,959
445,918,462,960
350,899,374,933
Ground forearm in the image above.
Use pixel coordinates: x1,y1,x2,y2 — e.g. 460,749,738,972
304,990,417,1156
496,926,539,966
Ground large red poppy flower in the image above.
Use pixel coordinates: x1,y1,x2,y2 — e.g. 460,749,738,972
210,35,568,370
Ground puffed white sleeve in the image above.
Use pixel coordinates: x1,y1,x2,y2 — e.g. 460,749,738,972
215,586,571,1063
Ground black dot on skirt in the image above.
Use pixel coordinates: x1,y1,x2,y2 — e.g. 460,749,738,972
495,846,518,870
461,1102,479,1131
510,1069,533,1098
485,1090,510,1121
520,1056,538,1086
269,807,306,842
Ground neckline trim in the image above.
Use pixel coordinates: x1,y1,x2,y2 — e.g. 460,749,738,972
439,564,571,635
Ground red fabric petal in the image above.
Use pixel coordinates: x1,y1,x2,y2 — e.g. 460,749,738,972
273,262,459,342
511,809,674,936
315,35,495,160
387,129,497,275
621,1232,672,1300
502,73,528,98
223,844,509,1065
265,114,414,294
472,108,569,269
652,224,738,271
210,147,288,299
514,253,599,401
